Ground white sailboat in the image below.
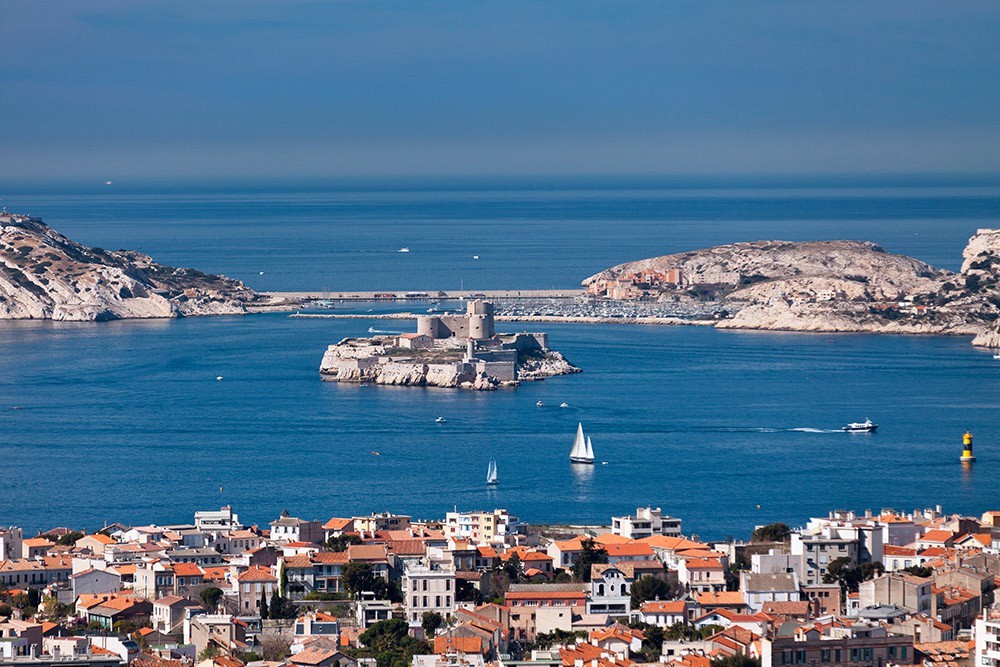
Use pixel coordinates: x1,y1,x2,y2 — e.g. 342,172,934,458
570,423,595,464
486,457,499,485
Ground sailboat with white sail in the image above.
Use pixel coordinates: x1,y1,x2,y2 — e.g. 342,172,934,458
486,457,499,485
569,423,595,464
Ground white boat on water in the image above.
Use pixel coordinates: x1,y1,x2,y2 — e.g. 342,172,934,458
435,416,447,423
398,247,410,253
536,401,544,407
843,418,878,433
486,457,499,485
993,353,1000,360
559,402,569,408
570,423,595,464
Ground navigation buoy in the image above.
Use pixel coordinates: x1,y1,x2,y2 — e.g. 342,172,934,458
961,431,976,463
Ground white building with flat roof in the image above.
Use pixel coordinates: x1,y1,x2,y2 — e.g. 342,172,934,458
611,507,681,539
402,562,456,626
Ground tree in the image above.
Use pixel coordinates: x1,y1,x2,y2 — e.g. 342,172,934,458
750,523,791,543
711,655,761,667
324,534,363,552
259,592,269,620
358,618,432,667
823,558,885,593
902,565,934,578
198,646,221,661
342,562,380,599
502,554,522,584
630,575,673,607
571,539,608,582
56,532,84,546
200,587,224,611
279,561,288,597
421,611,443,638
456,579,483,604
627,621,664,662
269,589,294,619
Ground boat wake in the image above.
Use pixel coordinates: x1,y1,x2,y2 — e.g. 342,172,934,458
709,426,842,434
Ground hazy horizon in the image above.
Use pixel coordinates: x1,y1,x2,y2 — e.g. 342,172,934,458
3,1,1000,184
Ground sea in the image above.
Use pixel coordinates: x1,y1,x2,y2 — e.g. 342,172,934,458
1,179,999,539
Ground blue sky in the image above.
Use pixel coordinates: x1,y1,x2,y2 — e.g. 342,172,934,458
2,1,999,183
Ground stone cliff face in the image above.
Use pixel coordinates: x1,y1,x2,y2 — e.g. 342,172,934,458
0,213,260,321
584,231,1000,343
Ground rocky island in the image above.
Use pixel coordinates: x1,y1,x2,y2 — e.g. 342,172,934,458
583,229,1000,346
0,212,273,320
319,300,579,390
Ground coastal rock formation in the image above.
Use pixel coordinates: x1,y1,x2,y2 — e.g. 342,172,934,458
0,212,262,320
584,232,1000,343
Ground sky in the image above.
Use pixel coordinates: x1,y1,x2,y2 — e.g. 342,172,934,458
2,1,1000,184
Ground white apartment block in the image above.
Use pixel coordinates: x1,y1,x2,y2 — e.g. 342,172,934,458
444,509,522,545
976,611,1000,667
402,562,457,626
611,507,681,539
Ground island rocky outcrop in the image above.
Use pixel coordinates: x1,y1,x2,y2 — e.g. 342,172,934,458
0,212,266,321
583,230,1000,345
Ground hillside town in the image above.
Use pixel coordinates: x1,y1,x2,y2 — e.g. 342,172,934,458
2,505,1000,667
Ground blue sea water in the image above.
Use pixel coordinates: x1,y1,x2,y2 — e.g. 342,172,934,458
0,182,999,538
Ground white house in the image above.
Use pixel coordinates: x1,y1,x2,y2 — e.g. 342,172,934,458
739,572,800,613
587,564,631,617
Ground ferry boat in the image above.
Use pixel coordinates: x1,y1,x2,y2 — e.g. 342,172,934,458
570,423,595,464
843,418,878,433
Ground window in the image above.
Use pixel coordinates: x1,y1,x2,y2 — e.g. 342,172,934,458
412,581,417,591
436,596,441,607
821,650,830,663
412,597,417,607
834,650,841,663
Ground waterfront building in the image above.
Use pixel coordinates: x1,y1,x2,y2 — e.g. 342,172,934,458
740,572,801,613
269,511,323,544
761,625,918,667
402,561,457,627
587,564,632,617
352,512,412,535
443,509,522,545
194,506,243,535
0,528,23,562
611,507,682,539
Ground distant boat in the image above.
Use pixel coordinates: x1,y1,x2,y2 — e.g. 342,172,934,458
843,418,878,433
398,247,410,253
486,457,499,485
993,353,1000,360
570,423,595,464
473,255,480,260
559,402,570,408
216,376,224,381
536,401,544,407
105,180,112,186
371,450,381,456
435,416,447,423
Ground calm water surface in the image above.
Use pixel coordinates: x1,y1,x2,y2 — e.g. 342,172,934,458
0,183,998,537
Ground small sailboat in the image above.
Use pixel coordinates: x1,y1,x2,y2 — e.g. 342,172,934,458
570,423,595,464
435,416,447,423
486,457,499,485
536,401,544,407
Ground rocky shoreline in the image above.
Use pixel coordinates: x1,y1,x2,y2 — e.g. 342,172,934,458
0,212,274,321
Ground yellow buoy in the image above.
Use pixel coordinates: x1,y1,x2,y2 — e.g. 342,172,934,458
961,431,976,462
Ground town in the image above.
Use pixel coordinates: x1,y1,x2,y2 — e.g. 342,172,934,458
1,505,1000,667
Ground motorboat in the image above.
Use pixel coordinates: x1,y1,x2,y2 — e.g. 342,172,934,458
843,418,878,432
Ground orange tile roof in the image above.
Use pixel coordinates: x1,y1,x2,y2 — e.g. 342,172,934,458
592,532,634,545
323,518,353,531
291,648,338,666
920,530,955,543
23,538,55,547
697,591,746,606
434,636,485,654
883,545,918,556
505,591,587,601
172,563,204,577
639,535,707,551
604,542,655,558
237,566,276,582
640,600,688,613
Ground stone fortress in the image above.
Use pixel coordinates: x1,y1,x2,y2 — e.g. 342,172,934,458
319,300,575,390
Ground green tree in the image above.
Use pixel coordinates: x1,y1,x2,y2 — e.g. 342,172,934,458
421,611,443,637
0,603,12,618
627,621,664,662
198,646,221,661
200,587,224,611
571,539,608,582
750,523,791,543
56,532,84,546
342,563,389,600
711,655,761,667
823,558,885,593
503,554,522,584
358,618,432,667
324,534,363,552
902,565,934,578
259,592,269,620
279,561,288,597
529,629,588,650
630,575,673,607
269,589,294,619
456,579,483,604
